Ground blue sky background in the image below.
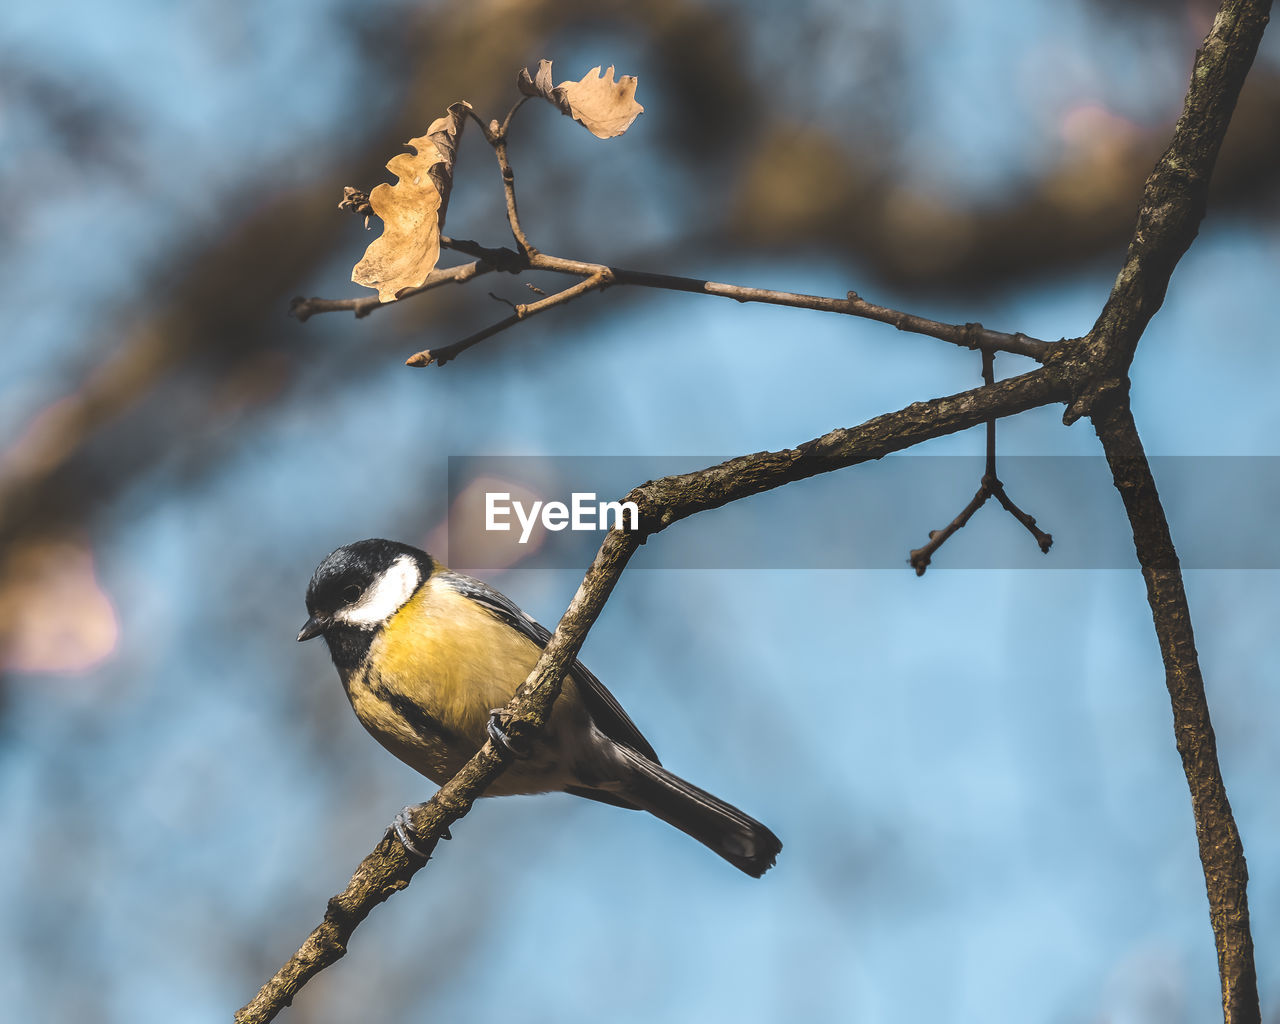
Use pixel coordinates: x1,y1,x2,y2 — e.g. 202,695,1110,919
1,1,1277,1022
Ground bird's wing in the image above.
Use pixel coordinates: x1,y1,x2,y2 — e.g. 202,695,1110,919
436,570,660,763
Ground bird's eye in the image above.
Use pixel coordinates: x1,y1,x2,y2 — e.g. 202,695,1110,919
343,584,362,603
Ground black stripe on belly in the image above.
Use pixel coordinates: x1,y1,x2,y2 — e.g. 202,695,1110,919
367,675,471,751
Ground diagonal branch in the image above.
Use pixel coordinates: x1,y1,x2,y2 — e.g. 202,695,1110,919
1093,400,1258,1024
236,367,1070,1024
623,369,1067,526
609,275,1054,361
234,527,640,1024
405,269,612,367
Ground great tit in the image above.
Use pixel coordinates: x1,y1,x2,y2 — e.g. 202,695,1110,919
298,539,781,877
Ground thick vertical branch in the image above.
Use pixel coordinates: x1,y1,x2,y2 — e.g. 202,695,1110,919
1093,400,1257,1024
1063,4,1270,1017
1065,0,1273,420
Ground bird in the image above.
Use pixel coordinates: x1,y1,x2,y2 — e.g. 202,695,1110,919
297,538,781,877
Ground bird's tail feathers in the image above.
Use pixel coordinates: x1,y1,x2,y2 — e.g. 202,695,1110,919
613,744,781,878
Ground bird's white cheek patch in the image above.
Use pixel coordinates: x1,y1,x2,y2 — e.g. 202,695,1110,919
336,555,421,626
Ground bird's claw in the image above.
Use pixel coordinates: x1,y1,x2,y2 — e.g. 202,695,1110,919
391,805,449,859
487,708,530,759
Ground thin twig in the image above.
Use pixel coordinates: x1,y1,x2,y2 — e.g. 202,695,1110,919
405,313,520,367
988,480,1052,552
497,95,529,139
290,261,492,321
608,272,1053,360
489,96,534,253
459,103,499,143
535,258,1054,360
908,482,990,574
980,347,1053,554
409,247,1054,364
495,136,535,256
405,270,611,367
300,243,1053,360
909,350,1053,573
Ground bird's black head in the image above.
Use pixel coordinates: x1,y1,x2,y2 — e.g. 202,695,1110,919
299,539,434,668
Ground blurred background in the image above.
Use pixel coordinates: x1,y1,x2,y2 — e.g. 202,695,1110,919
2,0,1279,1021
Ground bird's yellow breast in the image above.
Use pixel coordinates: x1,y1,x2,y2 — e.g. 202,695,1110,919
342,575,553,784
380,578,545,721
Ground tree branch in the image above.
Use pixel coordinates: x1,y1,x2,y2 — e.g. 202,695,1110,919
411,247,1054,366
624,369,1067,529
295,248,1054,362
606,273,1054,361
1069,9,1271,1017
1092,399,1258,1024
1063,0,1274,420
290,261,494,322
405,269,612,367
237,367,1069,1022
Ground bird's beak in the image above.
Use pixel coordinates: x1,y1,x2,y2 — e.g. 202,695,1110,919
297,615,327,642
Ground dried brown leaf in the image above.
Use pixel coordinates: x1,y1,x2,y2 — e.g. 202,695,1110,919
351,101,473,302
351,102,472,301
557,65,644,139
352,134,443,302
424,101,471,230
517,60,643,140
517,59,556,101
535,59,555,98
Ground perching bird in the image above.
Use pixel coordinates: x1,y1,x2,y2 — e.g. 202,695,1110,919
298,539,781,877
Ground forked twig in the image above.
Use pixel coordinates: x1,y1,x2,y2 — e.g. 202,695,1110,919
909,350,1053,574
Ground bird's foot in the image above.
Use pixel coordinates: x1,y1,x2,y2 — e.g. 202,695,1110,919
487,708,531,759
391,804,450,860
